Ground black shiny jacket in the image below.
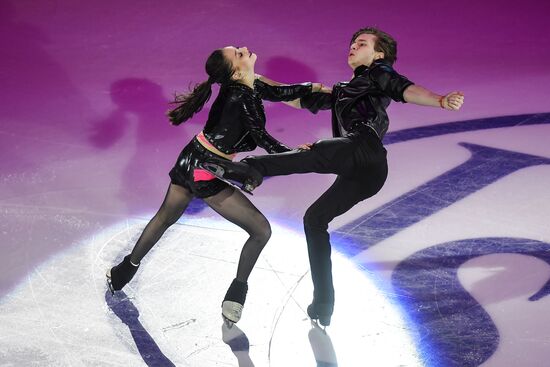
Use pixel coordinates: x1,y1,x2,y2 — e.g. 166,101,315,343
300,59,414,140
203,79,312,154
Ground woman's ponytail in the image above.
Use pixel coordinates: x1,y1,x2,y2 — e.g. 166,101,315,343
167,79,213,125
167,49,234,125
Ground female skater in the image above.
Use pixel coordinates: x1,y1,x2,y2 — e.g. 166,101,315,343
202,28,465,326
106,45,321,326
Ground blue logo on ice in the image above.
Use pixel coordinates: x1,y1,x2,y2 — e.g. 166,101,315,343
335,112,550,366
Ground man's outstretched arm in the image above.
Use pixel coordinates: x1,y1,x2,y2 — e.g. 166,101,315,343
403,85,464,111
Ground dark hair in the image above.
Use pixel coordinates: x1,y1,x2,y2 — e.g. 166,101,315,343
350,27,398,65
167,49,235,125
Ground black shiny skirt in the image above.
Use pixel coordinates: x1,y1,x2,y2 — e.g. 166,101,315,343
169,138,230,198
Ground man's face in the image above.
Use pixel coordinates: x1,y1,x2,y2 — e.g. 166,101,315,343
348,33,383,69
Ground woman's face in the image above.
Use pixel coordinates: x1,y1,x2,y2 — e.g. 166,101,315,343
222,46,257,80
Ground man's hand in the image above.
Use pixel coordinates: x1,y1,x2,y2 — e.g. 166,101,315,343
403,85,464,110
441,92,464,111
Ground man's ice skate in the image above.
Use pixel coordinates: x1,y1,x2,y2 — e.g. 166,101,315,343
307,302,334,327
200,158,263,195
106,255,140,295
221,279,248,328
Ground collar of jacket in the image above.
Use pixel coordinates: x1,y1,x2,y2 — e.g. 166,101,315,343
225,81,254,93
353,65,368,77
353,59,392,78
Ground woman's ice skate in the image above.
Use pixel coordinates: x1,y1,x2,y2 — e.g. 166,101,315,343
106,255,140,295
200,158,263,195
221,279,248,328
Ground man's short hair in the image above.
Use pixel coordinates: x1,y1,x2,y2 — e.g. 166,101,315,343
351,27,398,65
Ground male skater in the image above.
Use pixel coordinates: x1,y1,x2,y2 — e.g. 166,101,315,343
203,27,464,326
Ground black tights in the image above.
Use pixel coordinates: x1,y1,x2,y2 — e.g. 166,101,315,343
129,183,271,282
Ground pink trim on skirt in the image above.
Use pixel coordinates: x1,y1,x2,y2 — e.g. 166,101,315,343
193,168,216,182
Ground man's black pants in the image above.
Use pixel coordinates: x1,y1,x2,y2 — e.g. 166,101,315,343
245,133,388,305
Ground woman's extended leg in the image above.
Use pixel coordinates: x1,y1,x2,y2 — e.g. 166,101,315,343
129,183,194,263
107,183,194,292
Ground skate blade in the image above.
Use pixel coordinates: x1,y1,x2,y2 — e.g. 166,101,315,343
310,319,328,333
222,315,235,329
106,269,115,296
106,278,115,296
223,178,254,196
201,165,254,195
308,313,330,328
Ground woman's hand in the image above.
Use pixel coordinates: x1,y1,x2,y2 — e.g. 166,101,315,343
312,83,332,93
297,143,313,150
